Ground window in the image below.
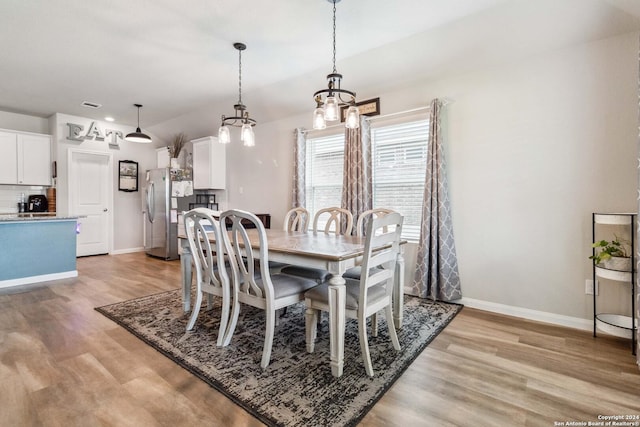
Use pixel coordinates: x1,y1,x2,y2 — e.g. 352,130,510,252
305,118,429,241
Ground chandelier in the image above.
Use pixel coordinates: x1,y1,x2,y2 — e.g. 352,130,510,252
218,42,256,147
313,0,359,130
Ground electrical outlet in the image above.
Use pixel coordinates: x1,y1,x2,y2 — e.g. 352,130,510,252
585,279,599,295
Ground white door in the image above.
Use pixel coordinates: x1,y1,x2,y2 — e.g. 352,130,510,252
69,150,112,256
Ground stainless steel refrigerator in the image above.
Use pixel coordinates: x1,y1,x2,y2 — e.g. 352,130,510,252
143,168,192,260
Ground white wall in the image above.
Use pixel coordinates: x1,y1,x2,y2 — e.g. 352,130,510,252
200,31,638,323
49,113,166,252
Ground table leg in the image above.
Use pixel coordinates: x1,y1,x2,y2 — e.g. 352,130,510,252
393,252,405,329
328,273,346,378
180,238,193,313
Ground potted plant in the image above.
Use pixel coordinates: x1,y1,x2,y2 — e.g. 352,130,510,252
589,236,631,271
168,132,187,169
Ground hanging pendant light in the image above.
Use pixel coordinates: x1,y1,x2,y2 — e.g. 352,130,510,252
312,0,359,130
125,104,152,143
217,42,257,146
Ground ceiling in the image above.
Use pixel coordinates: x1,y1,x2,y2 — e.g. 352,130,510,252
1,0,640,133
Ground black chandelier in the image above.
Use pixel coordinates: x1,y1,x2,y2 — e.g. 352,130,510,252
218,42,256,147
313,0,359,130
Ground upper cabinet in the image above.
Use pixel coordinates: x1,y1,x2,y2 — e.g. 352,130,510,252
0,129,51,186
192,136,226,190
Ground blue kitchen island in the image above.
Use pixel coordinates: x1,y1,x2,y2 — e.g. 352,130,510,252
0,215,79,288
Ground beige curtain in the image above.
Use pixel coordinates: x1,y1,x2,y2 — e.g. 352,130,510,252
292,128,306,208
341,117,372,233
412,98,462,301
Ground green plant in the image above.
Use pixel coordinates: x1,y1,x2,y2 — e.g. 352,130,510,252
589,236,629,265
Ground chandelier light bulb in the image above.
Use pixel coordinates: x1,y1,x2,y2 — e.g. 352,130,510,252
324,96,339,121
345,105,360,129
313,107,327,130
218,123,231,144
241,123,255,147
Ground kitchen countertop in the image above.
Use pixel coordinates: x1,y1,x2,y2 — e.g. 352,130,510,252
0,213,80,222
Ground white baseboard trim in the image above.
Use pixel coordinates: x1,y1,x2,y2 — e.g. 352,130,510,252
458,297,592,332
110,247,145,255
0,271,78,289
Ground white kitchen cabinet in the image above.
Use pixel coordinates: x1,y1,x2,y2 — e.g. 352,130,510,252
192,136,226,190
0,129,51,186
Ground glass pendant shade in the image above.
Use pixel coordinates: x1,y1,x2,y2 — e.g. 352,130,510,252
313,107,327,130
344,106,360,129
324,96,339,121
218,124,231,144
241,123,255,147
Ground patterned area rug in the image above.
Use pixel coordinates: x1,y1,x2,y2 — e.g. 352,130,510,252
96,290,462,427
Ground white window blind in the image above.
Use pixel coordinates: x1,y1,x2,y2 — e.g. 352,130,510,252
372,120,429,241
305,118,429,241
305,133,345,224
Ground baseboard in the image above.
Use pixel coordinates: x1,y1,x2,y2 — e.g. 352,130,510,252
110,247,145,255
457,297,592,332
0,271,78,289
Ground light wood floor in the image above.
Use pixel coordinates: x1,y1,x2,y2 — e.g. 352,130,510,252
1,252,639,426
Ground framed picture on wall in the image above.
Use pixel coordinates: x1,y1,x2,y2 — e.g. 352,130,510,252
119,160,138,192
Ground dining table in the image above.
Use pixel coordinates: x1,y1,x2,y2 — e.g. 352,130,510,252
178,228,405,378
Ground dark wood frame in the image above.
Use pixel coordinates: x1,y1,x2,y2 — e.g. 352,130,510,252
118,160,138,192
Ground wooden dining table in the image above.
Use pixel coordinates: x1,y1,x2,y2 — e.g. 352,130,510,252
178,228,405,378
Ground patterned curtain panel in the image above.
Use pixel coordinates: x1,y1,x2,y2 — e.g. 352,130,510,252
292,128,306,208
412,98,462,301
341,117,372,231
636,36,640,366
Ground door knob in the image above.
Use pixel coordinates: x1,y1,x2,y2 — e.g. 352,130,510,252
103,208,108,212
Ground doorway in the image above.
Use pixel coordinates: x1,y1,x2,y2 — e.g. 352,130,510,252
68,149,112,256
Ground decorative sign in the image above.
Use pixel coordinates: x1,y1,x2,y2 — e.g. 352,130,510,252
66,122,123,148
341,97,380,122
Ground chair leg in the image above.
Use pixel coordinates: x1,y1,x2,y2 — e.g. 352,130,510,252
386,304,400,351
358,312,374,377
371,312,379,337
186,291,203,331
305,304,318,353
261,309,276,369
216,293,230,347
221,295,240,347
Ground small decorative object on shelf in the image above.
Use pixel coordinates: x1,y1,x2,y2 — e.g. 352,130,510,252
590,212,637,355
168,132,188,169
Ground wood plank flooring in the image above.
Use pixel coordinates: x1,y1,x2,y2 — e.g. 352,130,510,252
1,252,638,426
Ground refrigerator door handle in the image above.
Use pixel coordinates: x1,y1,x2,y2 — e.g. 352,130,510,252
147,182,155,223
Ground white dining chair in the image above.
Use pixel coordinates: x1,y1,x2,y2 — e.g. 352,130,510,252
304,212,403,377
265,207,311,273
183,208,232,347
343,208,396,280
280,207,353,283
312,206,353,235
219,209,318,369
283,207,310,232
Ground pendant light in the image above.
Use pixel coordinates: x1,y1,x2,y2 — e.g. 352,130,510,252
313,0,359,130
218,42,256,147
125,104,152,143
